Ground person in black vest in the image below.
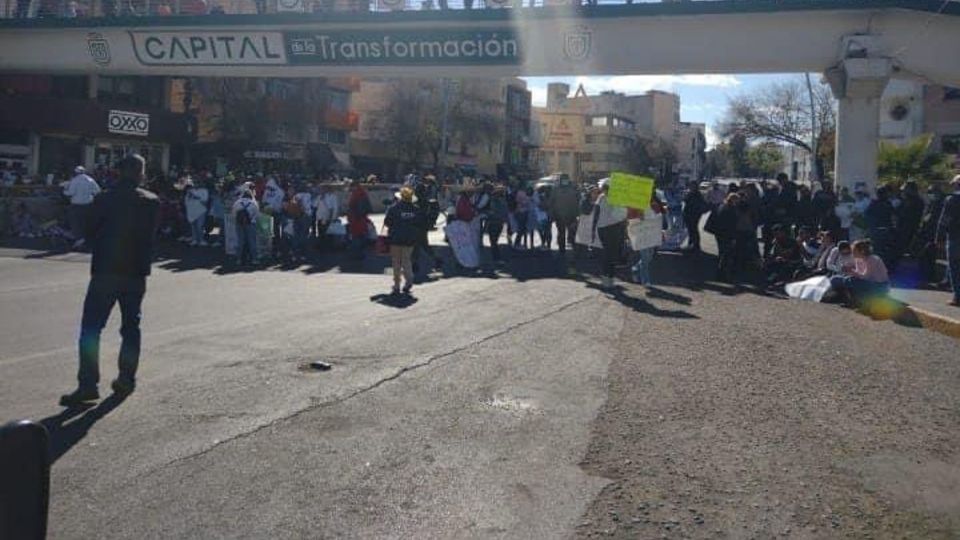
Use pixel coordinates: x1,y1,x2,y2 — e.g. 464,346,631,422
60,154,159,407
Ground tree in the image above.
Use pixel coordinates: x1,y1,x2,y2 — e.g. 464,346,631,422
877,134,954,188
382,79,502,171
626,136,678,183
746,143,784,179
705,143,733,178
719,76,835,179
729,132,749,178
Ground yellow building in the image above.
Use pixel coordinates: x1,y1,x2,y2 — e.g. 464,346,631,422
534,83,685,182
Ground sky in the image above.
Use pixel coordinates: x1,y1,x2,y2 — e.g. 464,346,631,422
522,73,806,148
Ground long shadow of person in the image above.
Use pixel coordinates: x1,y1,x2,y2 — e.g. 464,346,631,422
369,293,419,309
39,394,128,464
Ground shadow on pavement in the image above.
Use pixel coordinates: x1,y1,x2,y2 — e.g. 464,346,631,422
38,394,128,464
370,293,419,309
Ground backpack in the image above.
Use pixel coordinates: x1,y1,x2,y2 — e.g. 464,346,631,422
236,202,253,227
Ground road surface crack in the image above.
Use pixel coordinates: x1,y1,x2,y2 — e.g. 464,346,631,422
149,293,596,474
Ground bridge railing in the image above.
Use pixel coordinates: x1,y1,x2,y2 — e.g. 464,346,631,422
0,0,653,20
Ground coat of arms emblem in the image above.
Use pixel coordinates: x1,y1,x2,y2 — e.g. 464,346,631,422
562,26,592,62
87,33,111,66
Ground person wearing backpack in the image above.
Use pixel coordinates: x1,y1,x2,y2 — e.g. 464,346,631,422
233,189,260,266
937,175,960,306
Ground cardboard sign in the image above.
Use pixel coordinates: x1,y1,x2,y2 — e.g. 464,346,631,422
607,172,654,210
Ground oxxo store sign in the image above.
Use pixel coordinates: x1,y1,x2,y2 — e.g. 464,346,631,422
108,110,150,136
129,29,522,67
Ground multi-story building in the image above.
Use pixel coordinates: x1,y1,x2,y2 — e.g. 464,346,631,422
675,121,706,184
534,82,686,182
500,81,537,181
0,73,193,180
923,84,960,160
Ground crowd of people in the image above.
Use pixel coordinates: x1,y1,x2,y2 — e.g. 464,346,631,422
6,160,959,307
703,173,960,308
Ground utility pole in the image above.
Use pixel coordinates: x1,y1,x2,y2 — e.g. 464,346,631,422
804,72,819,184
439,78,451,174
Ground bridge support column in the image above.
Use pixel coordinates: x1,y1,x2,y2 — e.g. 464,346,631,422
826,58,891,194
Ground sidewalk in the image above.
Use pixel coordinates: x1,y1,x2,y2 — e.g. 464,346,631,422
889,286,960,339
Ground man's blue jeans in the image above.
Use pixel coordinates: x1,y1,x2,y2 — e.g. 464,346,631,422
78,275,146,392
237,223,258,264
948,239,960,302
632,247,655,285
189,216,205,244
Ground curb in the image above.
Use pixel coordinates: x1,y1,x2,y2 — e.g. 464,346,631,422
897,304,960,339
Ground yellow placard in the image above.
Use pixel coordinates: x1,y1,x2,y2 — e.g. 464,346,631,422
607,172,655,209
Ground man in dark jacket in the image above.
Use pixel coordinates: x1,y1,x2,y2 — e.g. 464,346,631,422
682,182,707,252
895,180,925,262
385,187,424,294
549,179,580,256
60,154,159,407
866,185,896,267
937,175,960,306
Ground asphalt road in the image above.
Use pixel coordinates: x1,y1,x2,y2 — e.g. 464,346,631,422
1,225,958,539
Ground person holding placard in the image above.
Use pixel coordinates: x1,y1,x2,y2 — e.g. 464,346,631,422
592,179,628,289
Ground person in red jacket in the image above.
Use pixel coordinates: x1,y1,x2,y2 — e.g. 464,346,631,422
347,179,372,260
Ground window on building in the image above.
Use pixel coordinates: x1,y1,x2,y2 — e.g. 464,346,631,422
590,116,608,127
326,90,349,112
942,134,960,155
98,76,163,108
322,129,347,145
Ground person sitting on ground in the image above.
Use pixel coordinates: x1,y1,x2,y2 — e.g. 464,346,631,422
12,202,37,238
764,224,803,286
829,239,890,307
797,226,821,270
824,240,855,275
812,230,838,274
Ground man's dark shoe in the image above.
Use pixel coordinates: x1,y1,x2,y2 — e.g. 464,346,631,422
111,378,136,396
59,388,100,407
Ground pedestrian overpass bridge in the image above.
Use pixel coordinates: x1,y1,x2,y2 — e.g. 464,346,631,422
2,0,959,187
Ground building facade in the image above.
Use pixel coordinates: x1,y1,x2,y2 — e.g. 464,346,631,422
0,73,193,182
923,84,960,160
534,82,689,183
675,121,706,184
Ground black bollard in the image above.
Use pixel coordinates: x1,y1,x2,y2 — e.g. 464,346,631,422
0,420,50,540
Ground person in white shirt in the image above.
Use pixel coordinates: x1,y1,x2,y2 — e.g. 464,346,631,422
63,165,102,248
184,178,210,246
824,241,855,274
